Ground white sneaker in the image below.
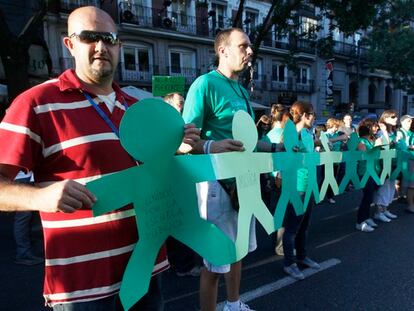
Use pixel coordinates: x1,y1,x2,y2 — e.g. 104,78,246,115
223,301,255,311
374,212,391,223
328,198,336,204
384,210,397,219
356,222,374,232
365,218,378,228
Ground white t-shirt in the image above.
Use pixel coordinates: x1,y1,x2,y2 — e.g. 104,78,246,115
97,92,116,113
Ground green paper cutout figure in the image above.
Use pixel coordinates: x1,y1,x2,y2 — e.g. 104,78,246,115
359,145,382,187
300,128,321,207
318,132,342,200
210,110,275,258
378,136,397,183
391,140,414,182
338,133,363,192
272,120,305,229
86,99,237,310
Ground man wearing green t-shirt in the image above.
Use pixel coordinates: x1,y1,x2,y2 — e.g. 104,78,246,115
183,28,258,311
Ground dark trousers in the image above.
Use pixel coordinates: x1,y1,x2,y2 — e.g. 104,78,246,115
282,198,314,267
357,178,378,224
166,237,200,273
52,274,163,311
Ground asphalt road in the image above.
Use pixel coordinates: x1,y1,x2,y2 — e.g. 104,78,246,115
1,189,413,311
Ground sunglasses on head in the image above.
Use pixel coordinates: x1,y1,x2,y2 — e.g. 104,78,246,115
69,30,120,45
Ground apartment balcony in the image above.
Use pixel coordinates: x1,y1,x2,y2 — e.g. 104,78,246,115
59,0,99,13
270,78,294,92
333,41,370,61
167,66,200,85
119,3,197,35
252,75,267,91
296,39,315,54
118,64,159,84
295,79,315,94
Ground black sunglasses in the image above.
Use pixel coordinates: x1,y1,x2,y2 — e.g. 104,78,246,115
69,30,120,46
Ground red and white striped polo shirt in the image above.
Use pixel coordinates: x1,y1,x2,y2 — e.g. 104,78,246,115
0,69,169,306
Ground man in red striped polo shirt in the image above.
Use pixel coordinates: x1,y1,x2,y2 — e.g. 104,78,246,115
0,6,199,311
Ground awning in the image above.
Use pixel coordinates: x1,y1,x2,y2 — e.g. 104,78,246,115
250,101,269,110
121,86,162,100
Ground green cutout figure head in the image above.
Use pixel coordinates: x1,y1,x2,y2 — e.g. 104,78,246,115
119,98,184,161
232,110,258,152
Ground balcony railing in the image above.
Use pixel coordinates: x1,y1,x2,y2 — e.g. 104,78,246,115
269,77,314,94
118,63,159,83
167,66,200,84
333,41,369,60
270,78,294,92
296,39,315,54
119,3,197,35
59,0,99,13
295,79,315,93
252,75,267,91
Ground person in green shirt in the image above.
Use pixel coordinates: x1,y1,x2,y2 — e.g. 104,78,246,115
183,28,271,311
356,118,380,232
373,110,399,222
280,101,321,281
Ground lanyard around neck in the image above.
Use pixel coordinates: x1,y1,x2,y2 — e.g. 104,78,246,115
216,70,253,117
82,91,128,138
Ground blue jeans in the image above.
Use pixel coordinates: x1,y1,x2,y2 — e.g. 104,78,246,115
282,198,314,267
52,274,164,311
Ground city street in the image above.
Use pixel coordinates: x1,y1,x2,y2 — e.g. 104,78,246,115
1,189,414,311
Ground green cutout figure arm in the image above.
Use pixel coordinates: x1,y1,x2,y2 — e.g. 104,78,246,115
87,168,137,216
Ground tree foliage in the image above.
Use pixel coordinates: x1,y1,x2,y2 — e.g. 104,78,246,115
234,0,387,85
367,0,414,92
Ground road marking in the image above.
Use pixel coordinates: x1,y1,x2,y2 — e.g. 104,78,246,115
217,258,341,310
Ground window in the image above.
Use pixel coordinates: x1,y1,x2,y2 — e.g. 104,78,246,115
299,16,317,39
170,0,189,26
169,48,196,75
211,3,227,30
272,62,287,82
121,44,153,81
296,66,309,84
244,10,258,35
253,59,262,80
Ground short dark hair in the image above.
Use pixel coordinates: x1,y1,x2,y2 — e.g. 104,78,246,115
214,28,244,57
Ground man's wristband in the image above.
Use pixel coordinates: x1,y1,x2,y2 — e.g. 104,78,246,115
203,140,213,154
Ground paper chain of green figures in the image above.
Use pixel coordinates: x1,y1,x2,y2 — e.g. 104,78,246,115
86,99,414,310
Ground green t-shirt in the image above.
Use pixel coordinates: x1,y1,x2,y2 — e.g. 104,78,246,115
182,70,254,141
326,132,342,151
358,137,381,176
